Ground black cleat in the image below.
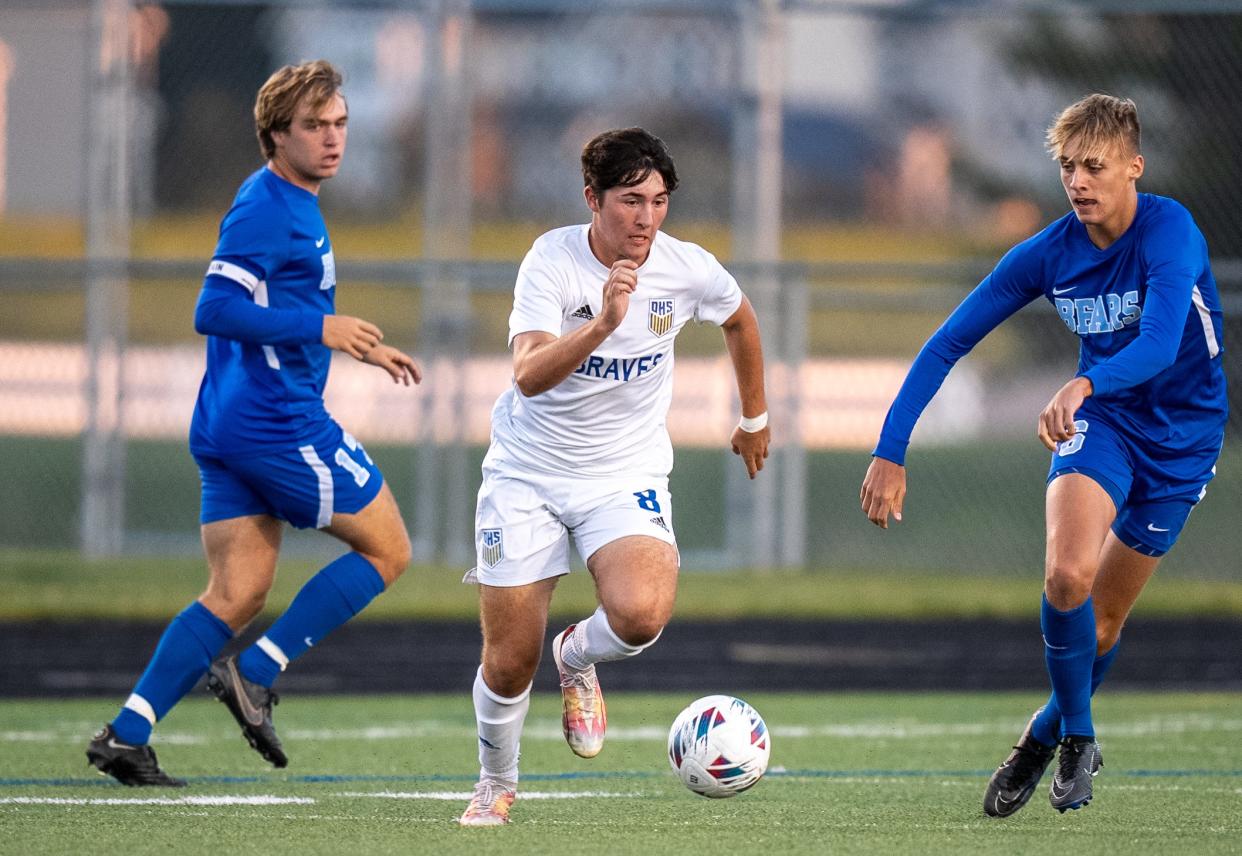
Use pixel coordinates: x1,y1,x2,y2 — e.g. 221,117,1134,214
983,713,1057,818
1049,735,1102,812
206,655,288,768
86,724,187,787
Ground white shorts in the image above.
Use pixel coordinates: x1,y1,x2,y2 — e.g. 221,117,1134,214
468,461,678,587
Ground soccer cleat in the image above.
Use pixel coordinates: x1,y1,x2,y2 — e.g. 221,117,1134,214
86,724,187,788
458,776,517,826
206,655,288,768
983,711,1057,818
551,625,607,758
1049,735,1103,812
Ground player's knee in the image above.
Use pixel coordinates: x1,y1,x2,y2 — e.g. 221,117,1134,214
202,586,267,629
365,535,411,587
482,653,539,697
1043,559,1094,609
607,607,667,648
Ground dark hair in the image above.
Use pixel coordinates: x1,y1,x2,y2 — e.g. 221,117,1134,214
581,127,679,198
254,60,344,160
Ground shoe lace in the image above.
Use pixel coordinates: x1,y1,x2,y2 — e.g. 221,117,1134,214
559,667,599,718
1055,740,1087,780
469,778,515,811
1004,742,1050,784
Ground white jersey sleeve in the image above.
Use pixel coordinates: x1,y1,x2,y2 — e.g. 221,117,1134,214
693,251,744,325
508,241,572,346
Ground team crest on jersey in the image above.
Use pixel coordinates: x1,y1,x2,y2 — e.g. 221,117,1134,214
481,529,504,567
648,298,674,336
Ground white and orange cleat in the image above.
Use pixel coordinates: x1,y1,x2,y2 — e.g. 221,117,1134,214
458,776,516,827
551,625,607,758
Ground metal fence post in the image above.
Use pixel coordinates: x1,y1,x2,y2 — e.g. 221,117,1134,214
81,0,131,558
414,0,475,566
727,0,783,571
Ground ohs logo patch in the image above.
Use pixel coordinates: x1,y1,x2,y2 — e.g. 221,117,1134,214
648,298,675,336
481,529,504,567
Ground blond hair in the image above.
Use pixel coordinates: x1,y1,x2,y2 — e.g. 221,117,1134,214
1046,94,1140,161
254,60,344,160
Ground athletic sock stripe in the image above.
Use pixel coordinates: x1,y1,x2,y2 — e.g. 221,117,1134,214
256,636,290,671
123,693,157,725
298,444,335,528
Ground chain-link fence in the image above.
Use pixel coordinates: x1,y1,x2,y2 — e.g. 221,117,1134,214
1,0,1239,577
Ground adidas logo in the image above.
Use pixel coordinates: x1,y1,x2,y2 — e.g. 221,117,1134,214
571,304,595,320
649,515,668,532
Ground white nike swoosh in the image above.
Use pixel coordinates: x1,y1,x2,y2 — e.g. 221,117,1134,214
107,738,137,750
315,236,326,248
1050,778,1072,799
1052,286,1075,296
1147,523,1170,532
304,636,315,648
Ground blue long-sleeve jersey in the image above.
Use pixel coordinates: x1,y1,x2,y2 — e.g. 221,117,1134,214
189,167,338,456
875,194,1227,465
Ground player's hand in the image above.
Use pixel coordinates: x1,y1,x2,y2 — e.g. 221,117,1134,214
323,314,383,359
860,456,906,529
363,344,422,386
598,260,638,331
730,424,770,480
1037,376,1093,451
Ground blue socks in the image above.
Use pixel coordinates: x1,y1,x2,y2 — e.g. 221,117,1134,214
1031,640,1119,746
111,601,233,746
1037,594,1099,740
238,552,385,688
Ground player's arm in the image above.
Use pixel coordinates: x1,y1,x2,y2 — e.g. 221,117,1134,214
512,259,638,396
861,255,1039,527
195,267,383,359
721,295,769,479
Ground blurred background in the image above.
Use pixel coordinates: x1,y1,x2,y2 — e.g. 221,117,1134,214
1,0,1239,582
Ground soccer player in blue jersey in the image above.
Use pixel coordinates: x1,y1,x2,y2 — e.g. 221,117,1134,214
86,60,422,786
860,94,1226,816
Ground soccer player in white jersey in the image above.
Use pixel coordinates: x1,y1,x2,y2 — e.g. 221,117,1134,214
458,128,771,826
86,61,421,786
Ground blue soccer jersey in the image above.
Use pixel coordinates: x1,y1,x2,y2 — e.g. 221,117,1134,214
190,167,337,456
875,193,1227,467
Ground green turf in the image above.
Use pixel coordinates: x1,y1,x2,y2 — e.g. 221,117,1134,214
1,692,1239,854
5,548,1242,621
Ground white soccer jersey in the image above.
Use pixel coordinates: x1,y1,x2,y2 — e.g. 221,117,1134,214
487,224,743,479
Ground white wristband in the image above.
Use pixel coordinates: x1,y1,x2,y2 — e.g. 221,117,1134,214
737,411,768,433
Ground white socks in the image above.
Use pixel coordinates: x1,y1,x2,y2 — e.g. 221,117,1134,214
559,605,660,671
472,666,530,783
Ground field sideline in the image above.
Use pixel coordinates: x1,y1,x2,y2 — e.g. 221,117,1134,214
2,692,1239,854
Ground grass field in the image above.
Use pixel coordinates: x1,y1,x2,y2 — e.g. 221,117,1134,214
1,692,1239,854
6,548,1242,621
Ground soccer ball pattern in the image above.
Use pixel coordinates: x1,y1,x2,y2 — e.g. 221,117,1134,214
667,695,771,798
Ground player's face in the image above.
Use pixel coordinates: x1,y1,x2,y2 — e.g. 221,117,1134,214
270,93,348,193
585,171,669,266
1058,136,1143,247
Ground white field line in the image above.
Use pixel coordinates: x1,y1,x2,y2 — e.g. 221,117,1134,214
335,790,639,800
7,715,1242,746
0,795,314,806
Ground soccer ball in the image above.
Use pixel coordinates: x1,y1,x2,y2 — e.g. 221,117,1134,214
667,695,771,798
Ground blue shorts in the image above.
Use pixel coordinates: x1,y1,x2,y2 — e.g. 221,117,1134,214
195,424,384,529
1047,416,1220,557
